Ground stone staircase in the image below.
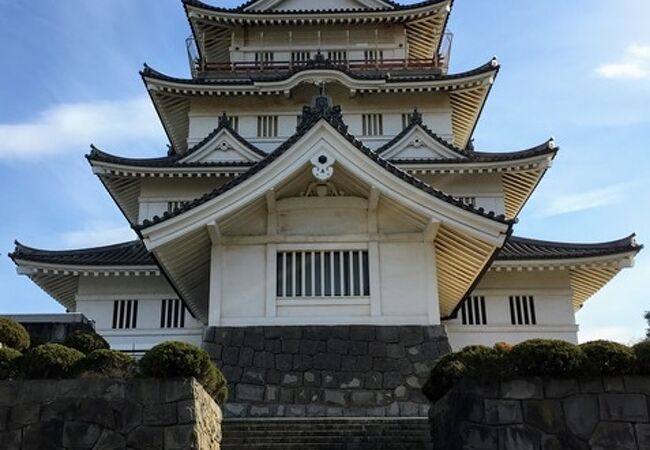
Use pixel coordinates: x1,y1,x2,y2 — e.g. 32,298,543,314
220,418,433,449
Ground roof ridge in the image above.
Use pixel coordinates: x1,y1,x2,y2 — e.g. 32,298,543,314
507,234,640,250
11,239,144,257
183,0,446,14
137,96,513,231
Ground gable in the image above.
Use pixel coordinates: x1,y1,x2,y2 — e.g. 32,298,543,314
180,129,265,164
380,127,467,161
245,0,392,12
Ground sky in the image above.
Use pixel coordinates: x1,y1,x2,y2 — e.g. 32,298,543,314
0,0,649,344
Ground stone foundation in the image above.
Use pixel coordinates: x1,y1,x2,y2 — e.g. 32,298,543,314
429,376,650,450
202,325,450,418
0,378,222,450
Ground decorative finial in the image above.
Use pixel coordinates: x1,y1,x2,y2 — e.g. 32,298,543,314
311,154,335,181
548,137,556,150
491,56,499,67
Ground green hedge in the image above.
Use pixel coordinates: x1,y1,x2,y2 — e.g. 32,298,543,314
139,341,228,404
76,349,135,377
0,348,22,380
0,318,30,351
64,329,109,355
423,338,649,403
20,344,84,379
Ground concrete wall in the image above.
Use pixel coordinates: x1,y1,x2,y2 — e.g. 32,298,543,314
0,378,222,450
203,325,451,418
429,376,650,450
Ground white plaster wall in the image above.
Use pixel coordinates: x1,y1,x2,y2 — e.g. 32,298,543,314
220,245,267,319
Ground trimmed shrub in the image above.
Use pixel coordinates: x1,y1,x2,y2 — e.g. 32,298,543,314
0,318,30,351
0,348,22,380
20,343,84,379
494,342,513,353
510,339,584,377
633,341,650,374
63,329,109,355
139,341,228,404
76,349,135,377
422,353,467,402
580,340,636,376
457,345,510,379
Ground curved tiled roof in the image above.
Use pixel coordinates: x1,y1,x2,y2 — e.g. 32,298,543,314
497,235,642,261
184,0,447,15
137,95,513,230
141,59,497,87
11,234,641,268
9,241,154,266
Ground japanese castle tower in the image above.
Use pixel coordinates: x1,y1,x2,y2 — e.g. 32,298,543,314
9,0,642,417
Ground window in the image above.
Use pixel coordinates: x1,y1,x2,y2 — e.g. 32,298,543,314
364,50,383,63
362,114,383,136
291,51,311,64
276,250,370,298
167,201,189,213
401,113,414,129
257,115,279,138
509,295,537,325
327,50,347,62
460,296,487,325
160,299,186,328
255,52,274,66
112,300,138,329
225,115,239,132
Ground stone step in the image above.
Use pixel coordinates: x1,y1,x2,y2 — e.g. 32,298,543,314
221,418,433,450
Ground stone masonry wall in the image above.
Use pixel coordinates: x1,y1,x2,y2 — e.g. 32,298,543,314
0,378,222,450
202,325,451,418
430,376,650,450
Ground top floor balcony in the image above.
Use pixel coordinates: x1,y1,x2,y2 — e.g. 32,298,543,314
185,32,453,80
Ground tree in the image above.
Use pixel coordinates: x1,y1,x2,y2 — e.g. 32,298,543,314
646,311,650,340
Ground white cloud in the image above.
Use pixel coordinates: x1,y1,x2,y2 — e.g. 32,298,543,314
60,224,136,249
0,96,165,160
540,183,628,217
596,44,650,80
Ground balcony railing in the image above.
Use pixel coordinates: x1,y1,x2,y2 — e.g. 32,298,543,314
186,32,453,78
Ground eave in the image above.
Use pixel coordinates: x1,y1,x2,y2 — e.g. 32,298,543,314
142,59,498,153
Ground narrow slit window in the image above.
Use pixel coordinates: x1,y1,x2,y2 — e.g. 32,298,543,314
112,300,138,329
362,114,383,136
257,115,279,138
160,299,187,328
460,296,487,325
509,296,536,325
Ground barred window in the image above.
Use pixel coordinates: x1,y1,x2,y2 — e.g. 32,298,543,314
257,115,279,138
362,114,383,136
225,115,239,132
509,295,537,325
457,197,476,207
160,299,186,328
255,51,274,65
112,300,138,329
327,50,347,62
277,250,370,298
364,50,383,63
401,113,414,129
291,51,311,64
460,296,487,325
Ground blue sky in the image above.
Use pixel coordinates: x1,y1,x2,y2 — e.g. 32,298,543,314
0,0,648,343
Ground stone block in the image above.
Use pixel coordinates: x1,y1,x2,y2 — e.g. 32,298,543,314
366,406,386,417
237,347,254,366
541,432,589,450
177,399,196,424
376,326,400,343
275,353,293,371
299,340,325,355
485,399,523,425
399,327,424,346
420,341,440,359
0,430,21,450
373,357,398,371
73,398,116,428
501,378,543,399
339,374,362,389
143,402,177,426
364,372,382,389
293,354,312,370
221,347,239,365
306,404,327,416
243,330,265,350
22,419,64,450
286,405,306,417
369,341,386,357
304,371,319,386
543,378,579,398
349,341,368,355
351,390,375,405
563,395,599,439
326,406,344,416
603,376,625,393
457,425,498,450
303,326,331,341
386,343,405,359
223,403,247,418
588,422,637,450
405,375,421,389
10,403,40,427
281,373,302,387
498,425,541,450
350,326,375,341
242,368,266,385
341,355,357,371
220,365,242,383
126,425,164,450
327,338,349,354
413,362,429,377
324,390,346,406
313,353,341,370
282,339,301,353
599,393,649,422
63,421,102,447
202,342,222,359
279,388,294,403
93,429,127,450
235,384,265,402
264,386,278,402
394,385,407,400
579,377,603,393
264,339,282,353
624,375,650,393
355,355,373,371
250,405,271,417
18,380,57,404
636,423,650,449
266,369,281,385
523,400,565,433
383,371,402,389
230,329,245,346
253,351,275,369
399,401,419,416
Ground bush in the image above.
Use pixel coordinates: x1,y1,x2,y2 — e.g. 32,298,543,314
579,340,636,376
510,339,584,377
20,343,84,379
0,318,30,351
63,329,109,355
422,353,467,402
76,349,135,377
457,345,511,379
0,348,22,380
139,341,228,404
633,341,650,374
